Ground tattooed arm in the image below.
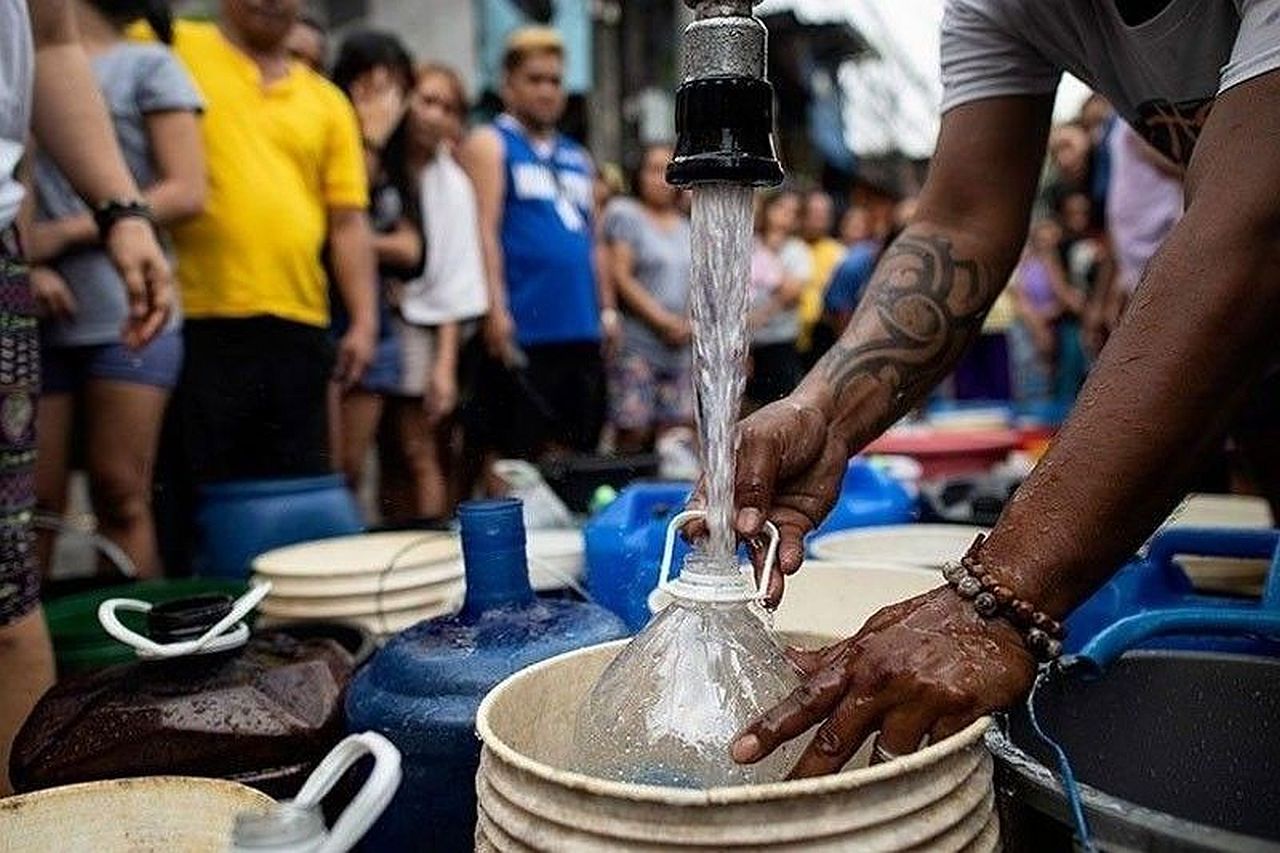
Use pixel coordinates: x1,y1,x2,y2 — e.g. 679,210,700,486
731,71,1280,781
732,96,1054,583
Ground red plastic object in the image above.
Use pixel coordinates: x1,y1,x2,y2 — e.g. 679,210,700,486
865,428,1018,478
1016,424,1058,460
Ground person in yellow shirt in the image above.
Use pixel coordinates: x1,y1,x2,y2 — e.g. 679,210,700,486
796,189,845,367
158,0,376,487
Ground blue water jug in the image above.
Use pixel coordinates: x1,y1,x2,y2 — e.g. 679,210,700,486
811,457,916,537
584,481,692,630
1065,526,1280,655
195,474,363,579
345,499,629,851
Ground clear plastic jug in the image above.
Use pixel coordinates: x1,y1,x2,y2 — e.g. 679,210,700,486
574,510,803,787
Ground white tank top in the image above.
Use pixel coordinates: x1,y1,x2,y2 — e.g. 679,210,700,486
399,144,489,326
0,0,34,231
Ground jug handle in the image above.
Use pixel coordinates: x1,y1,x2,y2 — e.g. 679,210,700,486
1145,526,1280,593
293,731,402,853
97,582,271,658
659,509,780,603
1075,608,1280,671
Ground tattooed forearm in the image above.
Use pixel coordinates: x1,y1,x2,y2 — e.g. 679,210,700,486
815,228,1003,434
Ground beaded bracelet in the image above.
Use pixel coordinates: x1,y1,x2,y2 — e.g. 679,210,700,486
941,534,1065,662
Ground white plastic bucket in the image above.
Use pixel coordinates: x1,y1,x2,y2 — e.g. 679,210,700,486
475,638,997,851
0,776,272,853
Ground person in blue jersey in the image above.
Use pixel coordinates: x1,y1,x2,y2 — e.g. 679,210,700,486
459,26,618,465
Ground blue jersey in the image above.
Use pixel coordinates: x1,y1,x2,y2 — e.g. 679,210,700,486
824,240,880,315
495,114,600,346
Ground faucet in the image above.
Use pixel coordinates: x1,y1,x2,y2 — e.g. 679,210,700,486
667,0,784,188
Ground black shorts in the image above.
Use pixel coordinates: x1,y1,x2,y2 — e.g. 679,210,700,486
746,341,803,407
462,340,605,460
179,316,335,483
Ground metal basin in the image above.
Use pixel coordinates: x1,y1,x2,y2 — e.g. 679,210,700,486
990,650,1280,852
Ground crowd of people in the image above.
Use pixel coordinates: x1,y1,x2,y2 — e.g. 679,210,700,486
4,0,1274,806
996,94,1183,410
14,0,1197,588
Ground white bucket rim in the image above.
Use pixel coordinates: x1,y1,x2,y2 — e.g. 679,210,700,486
808,525,989,566
2,774,275,804
475,638,991,806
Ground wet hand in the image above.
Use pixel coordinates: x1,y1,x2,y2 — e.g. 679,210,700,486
104,218,172,349
689,396,850,603
335,323,376,388
731,586,1035,778
30,266,77,321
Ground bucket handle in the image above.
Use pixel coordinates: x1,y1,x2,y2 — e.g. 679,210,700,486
292,732,402,853
1076,607,1280,671
658,509,780,603
97,582,271,659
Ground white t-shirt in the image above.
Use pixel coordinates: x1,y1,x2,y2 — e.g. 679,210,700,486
399,145,489,326
0,0,34,230
940,0,1280,165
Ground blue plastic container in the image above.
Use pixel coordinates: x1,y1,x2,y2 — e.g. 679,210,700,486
1065,526,1280,656
585,465,915,630
194,474,363,580
345,499,629,851
811,457,916,537
584,481,692,631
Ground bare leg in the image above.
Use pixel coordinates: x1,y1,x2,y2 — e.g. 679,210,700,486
326,381,343,474
34,393,73,578
382,398,447,521
84,380,169,579
339,390,385,493
0,609,55,795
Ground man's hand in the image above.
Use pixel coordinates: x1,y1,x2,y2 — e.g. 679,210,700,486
691,397,851,602
334,323,376,388
30,265,77,320
731,586,1035,777
104,218,172,349
483,306,518,364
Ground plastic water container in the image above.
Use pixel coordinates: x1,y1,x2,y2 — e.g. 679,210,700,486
43,577,249,674
585,466,912,631
584,482,693,630
344,499,629,852
812,457,916,536
1064,526,1280,655
12,593,359,799
195,474,363,580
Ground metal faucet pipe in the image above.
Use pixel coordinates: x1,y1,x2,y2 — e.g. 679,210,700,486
667,0,784,187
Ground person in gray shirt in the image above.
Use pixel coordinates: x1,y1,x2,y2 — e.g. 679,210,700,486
25,0,204,581
601,143,694,453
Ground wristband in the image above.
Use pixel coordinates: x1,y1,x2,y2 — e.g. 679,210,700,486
941,534,1065,662
93,198,156,242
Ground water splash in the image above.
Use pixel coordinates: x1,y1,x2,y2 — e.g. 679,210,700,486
689,184,755,566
